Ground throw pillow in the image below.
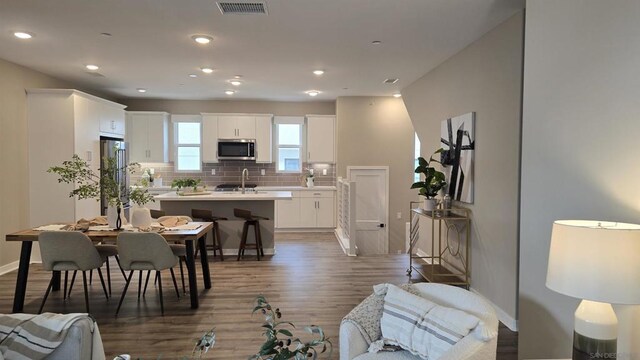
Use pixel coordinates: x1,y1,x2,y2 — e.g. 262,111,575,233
380,284,480,359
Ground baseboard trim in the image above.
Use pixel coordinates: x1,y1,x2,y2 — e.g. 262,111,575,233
335,229,357,256
275,228,335,233
470,287,518,332
0,260,19,276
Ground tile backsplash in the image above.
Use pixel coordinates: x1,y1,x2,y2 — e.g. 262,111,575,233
132,161,336,188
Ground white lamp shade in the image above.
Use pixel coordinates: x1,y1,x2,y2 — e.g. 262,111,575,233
546,220,640,305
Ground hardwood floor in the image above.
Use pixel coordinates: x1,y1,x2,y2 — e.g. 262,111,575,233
0,232,517,359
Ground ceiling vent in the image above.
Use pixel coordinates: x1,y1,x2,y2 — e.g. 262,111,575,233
217,2,268,15
383,78,399,84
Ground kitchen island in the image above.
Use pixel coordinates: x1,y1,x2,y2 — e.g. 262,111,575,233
154,191,292,256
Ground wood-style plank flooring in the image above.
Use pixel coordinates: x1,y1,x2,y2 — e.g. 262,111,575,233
0,233,517,359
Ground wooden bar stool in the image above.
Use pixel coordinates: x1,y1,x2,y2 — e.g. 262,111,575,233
234,208,268,261
191,209,227,261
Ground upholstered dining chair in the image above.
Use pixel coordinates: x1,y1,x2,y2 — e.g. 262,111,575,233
115,232,181,315
38,231,109,314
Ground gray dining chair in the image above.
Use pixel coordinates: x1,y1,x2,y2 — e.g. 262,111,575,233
115,232,181,316
38,231,109,314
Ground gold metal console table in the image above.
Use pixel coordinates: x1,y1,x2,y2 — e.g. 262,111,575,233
407,203,471,288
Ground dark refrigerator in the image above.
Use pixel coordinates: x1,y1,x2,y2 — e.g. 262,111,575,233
100,138,129,216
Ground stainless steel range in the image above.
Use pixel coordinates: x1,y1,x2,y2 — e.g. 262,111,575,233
215,183,258,192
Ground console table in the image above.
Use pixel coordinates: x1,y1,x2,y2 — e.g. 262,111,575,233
407,203,471,288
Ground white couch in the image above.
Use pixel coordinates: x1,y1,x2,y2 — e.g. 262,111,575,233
339,283,498,360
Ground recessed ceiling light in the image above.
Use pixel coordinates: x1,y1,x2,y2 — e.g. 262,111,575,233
14,32,33,39
189,74,198,78
234,75,243,79
192,35,213,44
313,70,325,76
306,90,320,97
371,40,382,45
225,90,235,95
201,67,214,74
137,88,147,93
229,80,242,86
393,93,402,98
85,64,100,71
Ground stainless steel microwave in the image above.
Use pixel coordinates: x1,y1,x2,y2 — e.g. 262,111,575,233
217,139,256,160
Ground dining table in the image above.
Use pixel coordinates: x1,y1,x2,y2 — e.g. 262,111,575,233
6,221,214,313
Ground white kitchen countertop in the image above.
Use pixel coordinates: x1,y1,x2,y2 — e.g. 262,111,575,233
256,186,336,191
155,190,293,201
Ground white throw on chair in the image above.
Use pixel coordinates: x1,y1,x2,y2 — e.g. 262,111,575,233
339,283,499,360
115,232,181,316
38,231,110,314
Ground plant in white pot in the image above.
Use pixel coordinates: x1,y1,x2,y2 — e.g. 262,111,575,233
171,178,204,195
411,148,447,212
129,185,155,228
48,147,151,230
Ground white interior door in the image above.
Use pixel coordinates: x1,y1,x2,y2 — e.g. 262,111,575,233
347,167,389,255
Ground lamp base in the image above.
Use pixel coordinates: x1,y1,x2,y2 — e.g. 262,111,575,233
573,300,618,360
573,332,617,360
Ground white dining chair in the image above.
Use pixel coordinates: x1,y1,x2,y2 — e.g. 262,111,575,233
115,232,181,316
38,231,109,314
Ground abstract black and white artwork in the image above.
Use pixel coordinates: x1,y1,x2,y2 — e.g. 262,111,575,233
440,112,475,203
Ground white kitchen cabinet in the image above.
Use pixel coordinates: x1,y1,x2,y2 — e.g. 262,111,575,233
217,115,256,139
276,196,301,228
99,103,126,137
275,190,335,229
201,114,219,163
255,115,273,163
306,115,335,163
126,112,169,163
27,89,126,224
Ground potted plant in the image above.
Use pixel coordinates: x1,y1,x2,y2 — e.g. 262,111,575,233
129,185,155,228
48,148,151,230
411,148,447,211
304,168,315,188
172,178,204,195
250,295,332,360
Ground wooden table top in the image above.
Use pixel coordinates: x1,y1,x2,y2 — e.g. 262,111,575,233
5,222,213,242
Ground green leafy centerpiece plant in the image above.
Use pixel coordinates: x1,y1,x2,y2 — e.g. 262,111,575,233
250,295,332,360
171,178,205,195
411,148,447,211
48,148,153,230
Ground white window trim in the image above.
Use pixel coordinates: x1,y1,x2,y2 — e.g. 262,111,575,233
274,121,303,174
172,116,202,172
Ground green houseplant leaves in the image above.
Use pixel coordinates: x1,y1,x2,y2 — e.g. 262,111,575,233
411,148,447,199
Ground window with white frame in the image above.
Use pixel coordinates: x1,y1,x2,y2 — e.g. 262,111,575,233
174,117,202,171
274,116,304,173
414,132,421,182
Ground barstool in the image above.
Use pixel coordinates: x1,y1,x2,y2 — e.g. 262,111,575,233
150,209,165,219
191,209,227,261
234,208,268,261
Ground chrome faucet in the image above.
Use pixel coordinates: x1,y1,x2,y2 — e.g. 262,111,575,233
241,168,249,194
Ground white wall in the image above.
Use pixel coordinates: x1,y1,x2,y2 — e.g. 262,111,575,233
402,12,523,328
520,1,640,358
335,96,416,253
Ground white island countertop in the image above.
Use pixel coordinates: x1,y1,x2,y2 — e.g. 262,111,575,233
154,191,293,201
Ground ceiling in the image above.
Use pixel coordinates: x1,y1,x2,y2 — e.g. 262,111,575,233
0,0,524,101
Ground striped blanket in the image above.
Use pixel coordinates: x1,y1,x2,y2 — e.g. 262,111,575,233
0,313,98,360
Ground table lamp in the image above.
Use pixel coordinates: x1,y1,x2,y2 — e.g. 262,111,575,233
546,220,640,360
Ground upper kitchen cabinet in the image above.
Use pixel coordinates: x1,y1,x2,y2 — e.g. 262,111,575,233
26,89,127,224
126,111,169,163
255,115,273,163
99,103,126,137
306,115,336,163
201,113,219,163
218,115,256,139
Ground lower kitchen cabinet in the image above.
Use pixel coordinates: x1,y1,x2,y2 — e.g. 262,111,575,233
276,190,335,229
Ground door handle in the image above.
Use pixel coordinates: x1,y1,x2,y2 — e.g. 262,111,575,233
379,224,385,228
